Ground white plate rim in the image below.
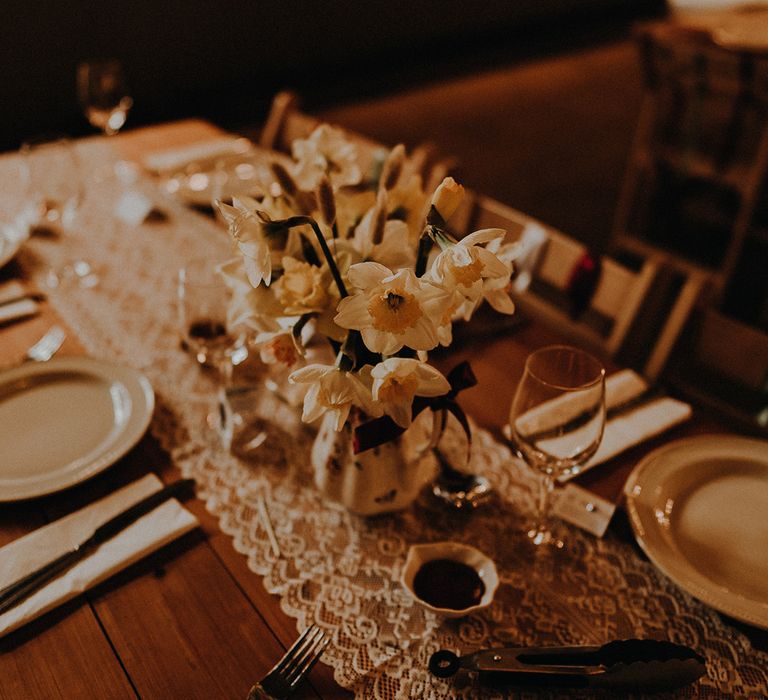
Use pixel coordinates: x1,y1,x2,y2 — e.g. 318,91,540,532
624,433,768,629
0,356,154,501
0,223,29,270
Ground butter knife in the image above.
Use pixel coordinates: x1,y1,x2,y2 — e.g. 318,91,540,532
0,478,195,615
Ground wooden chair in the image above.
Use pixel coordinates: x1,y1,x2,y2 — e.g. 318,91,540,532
665,305,768,433
611,20,768,417
456,193,706,381
465,195,656,355
612,22,768,303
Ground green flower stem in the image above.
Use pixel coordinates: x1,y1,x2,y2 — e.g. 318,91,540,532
291,312,314,342
282,215,348,298
415,231,433,277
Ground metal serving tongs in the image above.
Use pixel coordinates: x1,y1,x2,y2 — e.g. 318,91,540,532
429,639,706,691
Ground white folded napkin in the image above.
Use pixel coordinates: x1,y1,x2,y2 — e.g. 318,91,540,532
560,369,692,481
0,474,198,638
141,137,252,174
0,280,38,324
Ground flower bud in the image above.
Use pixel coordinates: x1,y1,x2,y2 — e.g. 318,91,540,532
270,161,298,197
371,188,388,245
380,144,405,191
316,174,336,227
430,176,464,222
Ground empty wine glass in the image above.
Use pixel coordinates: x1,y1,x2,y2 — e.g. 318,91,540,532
508,345,606,547
21,136,83,234
77,60,133,137
178,257,247,386
179,257,248,448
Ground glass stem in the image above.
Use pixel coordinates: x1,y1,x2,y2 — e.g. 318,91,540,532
529,472,556,545
214,357,234,452
218,356,233,388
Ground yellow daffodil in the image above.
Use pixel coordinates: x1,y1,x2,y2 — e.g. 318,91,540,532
272,256,329,315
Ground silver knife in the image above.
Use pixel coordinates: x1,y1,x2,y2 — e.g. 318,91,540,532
0,478,195,615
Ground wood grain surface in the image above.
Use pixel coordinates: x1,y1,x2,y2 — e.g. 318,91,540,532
0,120,741,699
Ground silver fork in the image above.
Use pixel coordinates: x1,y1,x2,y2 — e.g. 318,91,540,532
247,625,329,700
25,325,66,362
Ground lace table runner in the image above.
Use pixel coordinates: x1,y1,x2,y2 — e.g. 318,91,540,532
8,139,766,699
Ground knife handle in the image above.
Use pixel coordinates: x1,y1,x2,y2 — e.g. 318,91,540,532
0,478,195,616
91,478,195,544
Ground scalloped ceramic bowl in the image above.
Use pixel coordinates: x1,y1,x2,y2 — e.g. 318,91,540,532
400,542,499,618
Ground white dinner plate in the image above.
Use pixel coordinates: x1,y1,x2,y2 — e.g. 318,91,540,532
0,357,154,501
0,223,29,270
625,434,768,629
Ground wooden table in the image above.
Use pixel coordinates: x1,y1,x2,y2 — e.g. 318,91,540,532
0,121,760,699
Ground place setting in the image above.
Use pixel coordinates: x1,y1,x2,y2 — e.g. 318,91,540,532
0,91,766,700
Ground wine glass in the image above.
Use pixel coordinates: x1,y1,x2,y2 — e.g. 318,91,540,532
21,135,83,234
178,257,247,385
508,345,606,547
179,257,248,448
77,60,133,137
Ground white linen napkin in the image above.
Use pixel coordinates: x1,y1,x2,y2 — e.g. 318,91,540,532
0,474,198,638
141,137,251,174
560,369,692,481
0,281,38,324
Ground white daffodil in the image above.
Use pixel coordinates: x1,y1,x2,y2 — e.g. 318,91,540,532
218,258,283,333
486,221,547,294
434,286,469,347
334,263,449,355
291,125,362,190
272,256,330,315
427,228,515,320
352,192,416,270
388,172,430,244
255,329,303,368
289,363,375,430
430,176,465,223
218,198,274,288
370,358,450,428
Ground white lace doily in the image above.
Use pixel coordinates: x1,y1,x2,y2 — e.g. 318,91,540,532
8,140,766,699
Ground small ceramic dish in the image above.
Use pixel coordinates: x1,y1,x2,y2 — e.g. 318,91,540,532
400,542,499,618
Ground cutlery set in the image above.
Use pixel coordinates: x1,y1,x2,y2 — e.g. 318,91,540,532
0,479,195,615
0,280,705,698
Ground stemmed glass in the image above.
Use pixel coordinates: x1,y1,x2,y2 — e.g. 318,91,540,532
178,257,247,386
508,345,606,548
178,257,248,448
21,135,97,288
21,136,83,235
77,60,133,137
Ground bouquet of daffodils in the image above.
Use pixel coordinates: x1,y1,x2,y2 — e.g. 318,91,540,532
217,125,517,451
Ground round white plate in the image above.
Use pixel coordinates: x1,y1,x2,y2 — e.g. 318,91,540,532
0,223,29,270
0,357,154,500
625,434,768,629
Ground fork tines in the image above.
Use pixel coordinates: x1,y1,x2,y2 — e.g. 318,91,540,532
274,625,328,687
251,624,329,699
